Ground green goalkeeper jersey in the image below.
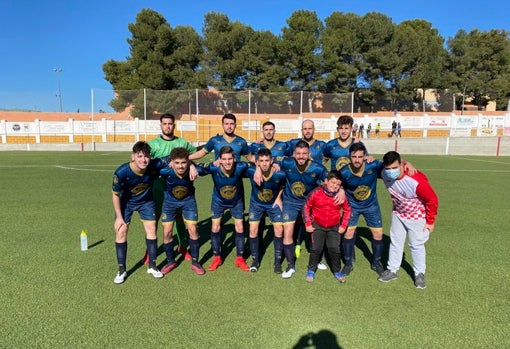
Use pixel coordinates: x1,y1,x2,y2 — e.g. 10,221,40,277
148,135,196,158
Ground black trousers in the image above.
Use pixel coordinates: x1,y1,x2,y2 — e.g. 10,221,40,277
307,223,342,273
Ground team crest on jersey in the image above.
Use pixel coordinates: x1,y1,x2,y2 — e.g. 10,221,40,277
172,186,189,200
113,175,119,185
131,183,149,195
353,185,371,201
257,189,274,202
291,182,306,197
336,158,350,170
220,185,237,200
283,213,289,221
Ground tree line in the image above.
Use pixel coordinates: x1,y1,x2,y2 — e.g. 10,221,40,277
103,8,510,117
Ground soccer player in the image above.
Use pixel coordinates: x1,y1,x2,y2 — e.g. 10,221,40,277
286,119,327,163
245,148,286,272
338,142,386,277
278,141,328,278
189,113,249,161
302,170,352,283
198,145,251,272
378,151,438,289
159,147,206,276
111,141,170,284
248,121,288,161
148,113,197,262
324,115,364,171
286,119,327,263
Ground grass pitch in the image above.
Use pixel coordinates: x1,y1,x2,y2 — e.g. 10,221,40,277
0,151,509,348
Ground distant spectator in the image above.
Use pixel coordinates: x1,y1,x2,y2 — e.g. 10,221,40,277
352,123,358,138
375,123,381,138
397,122,402,138
358,123,364,139
390,120,397,137
367,123,372,138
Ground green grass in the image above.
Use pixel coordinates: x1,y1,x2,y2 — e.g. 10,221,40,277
0,152,509,348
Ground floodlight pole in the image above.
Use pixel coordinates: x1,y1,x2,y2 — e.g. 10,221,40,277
53,68,63,112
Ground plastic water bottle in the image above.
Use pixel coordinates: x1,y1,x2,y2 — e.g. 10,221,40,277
80,230,88,251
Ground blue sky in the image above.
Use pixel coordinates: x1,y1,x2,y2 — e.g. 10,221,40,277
1,0,508,113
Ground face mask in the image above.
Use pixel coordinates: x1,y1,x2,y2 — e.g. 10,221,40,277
385,168,400,180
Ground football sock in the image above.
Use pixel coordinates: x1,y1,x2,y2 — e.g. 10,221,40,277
235,232,245,257
283,243,295,267
249,237,259,263
116,242,127,269
189,238,200,262
163,239,176,263
342,237,355,266
146,238,158,267
372,238,384,263
211,232,222,256
274,237,283,265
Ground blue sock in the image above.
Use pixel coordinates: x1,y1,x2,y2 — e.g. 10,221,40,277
372,239,384,264
164,240,176,264
211,232,221,256
146,238,158,267
235,233,245,257
274,237,283,265
342,237,355,266
283,243,295,267
249,237,259,262
189,238,200,262
115,242,127,271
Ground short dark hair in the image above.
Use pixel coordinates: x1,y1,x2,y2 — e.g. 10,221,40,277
222,113,237,123
160,113,175,123
132,141,151,157
382,151,401,166
170,147,190,160
337,115,353,127
219,145,235,157
295,140,310,149
349,142,366,155
326,170,342,181
262,121,275,129
257,148,272,159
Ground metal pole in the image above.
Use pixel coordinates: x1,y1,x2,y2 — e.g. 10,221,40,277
143,88,147,141
53,68,63,112
248,89,251,142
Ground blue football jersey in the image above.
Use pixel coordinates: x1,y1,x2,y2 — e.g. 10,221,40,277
245,166,286,205
203,135,249,161
112,157,170,204
286,138,326,163
199,161,250,205
324,139,367,171
338,160,384,210
279,157,327,203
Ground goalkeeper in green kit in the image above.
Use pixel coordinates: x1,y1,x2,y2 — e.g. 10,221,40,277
142,113,197,263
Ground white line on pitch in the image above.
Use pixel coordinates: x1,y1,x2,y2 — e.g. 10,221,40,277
447,156,510,165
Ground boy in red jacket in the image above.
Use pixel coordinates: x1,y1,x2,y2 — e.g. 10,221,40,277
302,170,351,283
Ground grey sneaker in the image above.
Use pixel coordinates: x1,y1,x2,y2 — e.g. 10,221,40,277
414,273,426,289
341,264,353,276
378,269,398,283
371,261,385,276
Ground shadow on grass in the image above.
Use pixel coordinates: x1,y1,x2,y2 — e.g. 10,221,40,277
293,330,342,349
352,227,414,279
88,239,104,249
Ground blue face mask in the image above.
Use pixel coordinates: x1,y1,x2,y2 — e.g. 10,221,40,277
385,168,400,180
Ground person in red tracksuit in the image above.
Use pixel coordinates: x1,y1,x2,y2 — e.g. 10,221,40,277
302,170,352,283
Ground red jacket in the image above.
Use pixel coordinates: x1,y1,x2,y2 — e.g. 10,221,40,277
302,186,351,229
